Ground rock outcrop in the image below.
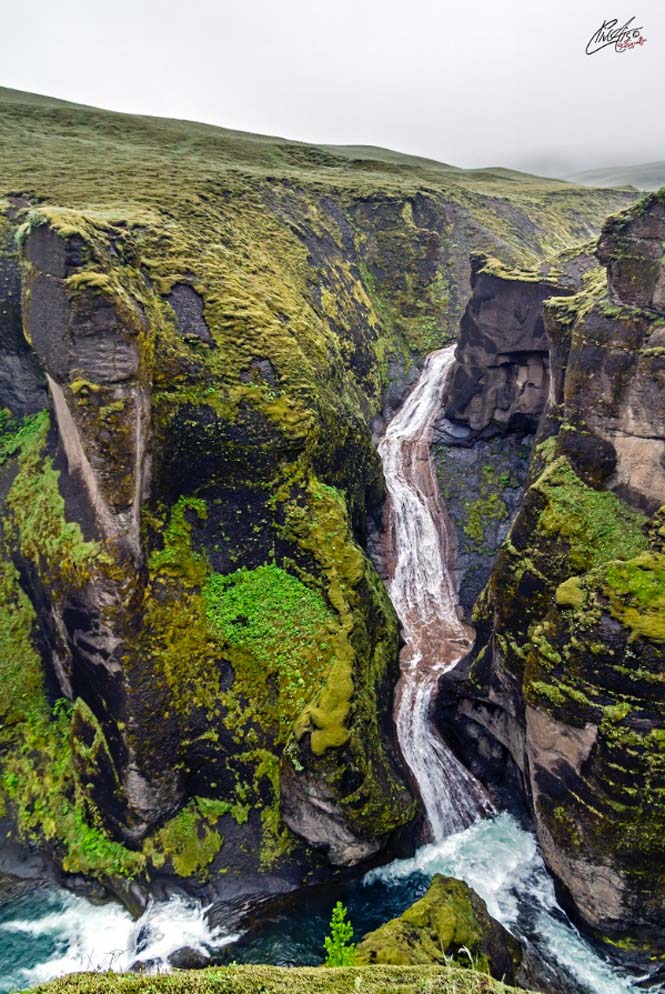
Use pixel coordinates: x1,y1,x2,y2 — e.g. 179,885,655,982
433,251,594,615
356,873,523,984
442,255,574,444
439,192,665,961
0,208,47,415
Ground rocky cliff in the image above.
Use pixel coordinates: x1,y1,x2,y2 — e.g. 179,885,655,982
0,87,636,912
440,192,665,963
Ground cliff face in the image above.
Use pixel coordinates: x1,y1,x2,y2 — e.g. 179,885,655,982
440,193,665,959
443,256,567,442
0,88,636,906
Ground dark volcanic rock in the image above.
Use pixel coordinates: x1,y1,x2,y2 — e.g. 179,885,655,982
439,196,665,962
166,283,214,344
444,254,575,440
0,214,47,415
432,428,533,618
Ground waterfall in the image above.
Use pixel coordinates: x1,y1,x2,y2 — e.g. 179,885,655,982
378,345,492,840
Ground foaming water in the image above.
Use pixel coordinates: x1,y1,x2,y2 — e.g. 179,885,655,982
0,889,237,993
378,346,491,838
366,812,649,994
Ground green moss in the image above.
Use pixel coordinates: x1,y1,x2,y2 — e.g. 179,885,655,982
5,411,107,590
356,874,521,983
464,491,508,547
1,699,145,880
555,576,585,609
0,408,48,465
204,564,334,726
0,556,47,730
600,553,665,642
144,798,225,878
535,456,647,572
357,875,488,969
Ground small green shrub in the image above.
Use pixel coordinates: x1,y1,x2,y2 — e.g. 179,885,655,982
323,901,356,967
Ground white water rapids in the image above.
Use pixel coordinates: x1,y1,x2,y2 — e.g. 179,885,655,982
378,345,491,838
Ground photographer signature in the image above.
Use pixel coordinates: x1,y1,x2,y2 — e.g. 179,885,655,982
586,16,647,54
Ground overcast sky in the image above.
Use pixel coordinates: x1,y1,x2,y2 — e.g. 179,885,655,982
3,0,664,175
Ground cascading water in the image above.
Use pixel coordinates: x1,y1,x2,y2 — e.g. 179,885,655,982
0,889,237,992
378,345,491,839
374,345,651,994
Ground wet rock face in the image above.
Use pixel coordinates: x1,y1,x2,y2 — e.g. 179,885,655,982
439,196,665,960
444,257,573,441
167,283,214,344
356,873,523,985
18,221,183,839
431,429,533,618
0,214,47,415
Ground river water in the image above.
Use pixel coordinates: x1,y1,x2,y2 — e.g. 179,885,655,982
0,347,653,994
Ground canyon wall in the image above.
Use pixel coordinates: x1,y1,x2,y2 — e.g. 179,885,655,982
440,192,665,961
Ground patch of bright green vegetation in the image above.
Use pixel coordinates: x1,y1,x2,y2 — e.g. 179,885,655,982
555,575,586,609
463,468,509,549
144,797,234,877
204,564,334,722
24,964,531,994
4,410,106,590
535,456,647,572
600,552,665,642
0,408,48,465
1,699,144,879
0,557,47,731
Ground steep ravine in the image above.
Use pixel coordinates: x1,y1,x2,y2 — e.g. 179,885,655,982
0,344,649,994
372,344,651,994
0,87,660,993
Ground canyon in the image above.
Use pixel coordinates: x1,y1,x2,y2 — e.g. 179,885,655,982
0,86,663,993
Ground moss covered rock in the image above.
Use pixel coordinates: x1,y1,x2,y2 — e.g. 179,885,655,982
356,874,523,984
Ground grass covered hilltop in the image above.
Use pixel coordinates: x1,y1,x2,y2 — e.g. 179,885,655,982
0,83,636,910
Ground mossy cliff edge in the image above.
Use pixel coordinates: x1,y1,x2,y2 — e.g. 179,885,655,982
439,192,665,961
26,965,533,994
0,87,634,907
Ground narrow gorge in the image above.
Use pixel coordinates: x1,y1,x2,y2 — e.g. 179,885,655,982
0,87,663,994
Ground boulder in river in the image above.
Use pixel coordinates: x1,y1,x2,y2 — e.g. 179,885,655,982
356,873,523,985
